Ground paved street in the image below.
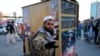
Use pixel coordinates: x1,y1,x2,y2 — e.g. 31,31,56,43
76,30,100,56
0,33,100,56
76,40,100,56
0,35,23,56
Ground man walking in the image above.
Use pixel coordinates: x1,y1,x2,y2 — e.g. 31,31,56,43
6,21,16,45
77,21,82,40
11,21,21,41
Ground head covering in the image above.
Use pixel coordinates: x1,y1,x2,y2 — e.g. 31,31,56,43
69,33,73,36
43,16,54,22
12,21,14,23
68,30,74,33
7,21,10,24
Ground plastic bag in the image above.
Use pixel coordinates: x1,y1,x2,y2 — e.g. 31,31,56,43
15,33,21,40
88,26,93,38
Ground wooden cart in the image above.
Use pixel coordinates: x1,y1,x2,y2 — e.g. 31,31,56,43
22,0,79,56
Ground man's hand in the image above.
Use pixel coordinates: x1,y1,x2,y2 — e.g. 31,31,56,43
45,41,58,49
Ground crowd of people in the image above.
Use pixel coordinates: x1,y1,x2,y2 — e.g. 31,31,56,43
31,16,58,56
77,17,100,45
6,21,24,46
5,16,100,56
6,16,58,56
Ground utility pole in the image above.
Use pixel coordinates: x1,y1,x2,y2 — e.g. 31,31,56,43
0,12,3,25
13,12,17,23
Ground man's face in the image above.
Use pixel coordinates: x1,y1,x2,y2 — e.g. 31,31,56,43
44,20,54,31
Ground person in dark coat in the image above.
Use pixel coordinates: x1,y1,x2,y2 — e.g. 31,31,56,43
6,21,16,45
93,19,99,44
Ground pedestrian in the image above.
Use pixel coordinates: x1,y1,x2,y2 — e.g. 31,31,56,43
32,16,58,56
97,19,100,44
83,20,88,40
77,21,82,40
6,21,16,45
11,21,21,41
19,23,24,39
17,23,19,32
92,19,98,44
18,23,25,55
87,19,94,44
24,24,30,37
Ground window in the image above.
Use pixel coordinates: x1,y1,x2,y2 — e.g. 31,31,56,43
61,16,76,29
61,1,76,14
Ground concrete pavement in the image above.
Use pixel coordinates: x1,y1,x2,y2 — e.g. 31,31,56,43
76,30,100,56
1,32,100,56
76,40,100,56
0,35,23,56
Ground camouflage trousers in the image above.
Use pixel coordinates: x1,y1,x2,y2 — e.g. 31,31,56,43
34,48,54,56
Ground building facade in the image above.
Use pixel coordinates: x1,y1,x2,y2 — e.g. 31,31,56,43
97,2,100,18
91,1,100,19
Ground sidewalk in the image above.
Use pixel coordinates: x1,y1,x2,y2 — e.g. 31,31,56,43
76,29,100,56
76,40,100,56
0,35,23,56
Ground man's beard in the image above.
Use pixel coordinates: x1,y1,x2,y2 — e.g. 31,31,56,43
44,26,54,36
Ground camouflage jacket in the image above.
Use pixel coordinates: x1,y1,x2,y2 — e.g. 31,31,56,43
33,27,56,56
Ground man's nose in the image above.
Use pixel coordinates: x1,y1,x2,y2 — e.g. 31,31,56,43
49,26,53,29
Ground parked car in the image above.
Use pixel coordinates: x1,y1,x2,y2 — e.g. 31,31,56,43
0,25,7,34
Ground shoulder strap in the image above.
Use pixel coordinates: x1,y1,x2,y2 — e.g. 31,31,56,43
32,31,47,40
32,31,40,40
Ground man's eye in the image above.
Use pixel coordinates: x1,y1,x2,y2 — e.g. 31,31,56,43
47,23,50,25
47,23,54,25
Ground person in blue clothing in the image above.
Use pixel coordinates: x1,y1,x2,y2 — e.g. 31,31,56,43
77,21,82,40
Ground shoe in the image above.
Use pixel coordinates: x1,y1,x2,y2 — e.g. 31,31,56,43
94,42,99,45
95,43,99,45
